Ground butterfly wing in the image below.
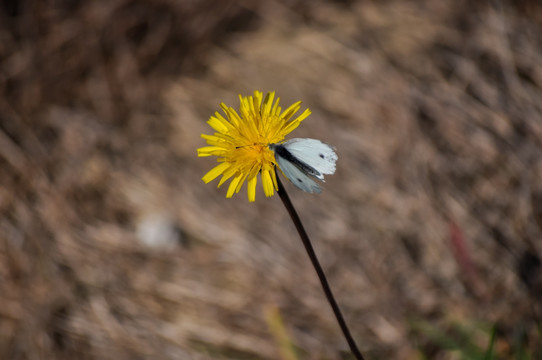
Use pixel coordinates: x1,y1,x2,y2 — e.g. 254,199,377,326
282,139,338,178
275,154,322,194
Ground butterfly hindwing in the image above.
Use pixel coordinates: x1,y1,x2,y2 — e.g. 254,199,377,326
275,153,322,193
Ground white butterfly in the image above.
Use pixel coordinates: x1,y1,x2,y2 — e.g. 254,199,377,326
270,138,338,193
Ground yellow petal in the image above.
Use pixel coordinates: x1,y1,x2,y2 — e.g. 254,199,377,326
254,90,263,102
201,134,229,147
255,91,264,114
207,115,230,134
235,172,249,194
274,105,282,117
272,97,280,116
282,109,311,134
197,146,226,157
218,166,238,188
281,121,301,135
280,101,302,121
221,105,242,128
293,108,312,122
247,95,256,118
261,169,275,197
238,97,250,121
202,162,230,183
262,91,275,118
271,167,278,191
247,175,257,202
226,173,244,198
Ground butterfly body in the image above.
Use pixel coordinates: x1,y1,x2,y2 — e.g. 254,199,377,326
270,138,338,193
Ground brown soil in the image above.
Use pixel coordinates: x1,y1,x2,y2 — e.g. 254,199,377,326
1,0,542,359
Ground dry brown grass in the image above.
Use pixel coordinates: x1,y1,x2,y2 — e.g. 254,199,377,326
1,0,542,359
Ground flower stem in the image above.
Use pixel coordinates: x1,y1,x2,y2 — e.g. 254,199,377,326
275,173,365,360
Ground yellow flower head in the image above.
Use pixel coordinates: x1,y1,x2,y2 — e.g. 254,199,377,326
198,91,311,202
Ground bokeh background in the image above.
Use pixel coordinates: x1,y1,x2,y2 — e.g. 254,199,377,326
1,0,542,359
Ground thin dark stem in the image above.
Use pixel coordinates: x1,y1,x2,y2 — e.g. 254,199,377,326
275,172,365,360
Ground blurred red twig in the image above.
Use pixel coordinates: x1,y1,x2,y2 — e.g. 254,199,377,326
449,221,485,298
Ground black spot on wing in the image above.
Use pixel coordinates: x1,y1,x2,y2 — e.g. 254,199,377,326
319,153,324,159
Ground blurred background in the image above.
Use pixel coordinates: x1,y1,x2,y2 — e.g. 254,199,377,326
1,0,542,359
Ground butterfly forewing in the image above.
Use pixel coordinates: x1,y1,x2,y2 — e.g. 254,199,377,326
270,138,337,194
271,143,322,179
282,139,337,176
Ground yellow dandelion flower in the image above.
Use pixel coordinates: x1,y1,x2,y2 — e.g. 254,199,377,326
197,91,311,202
